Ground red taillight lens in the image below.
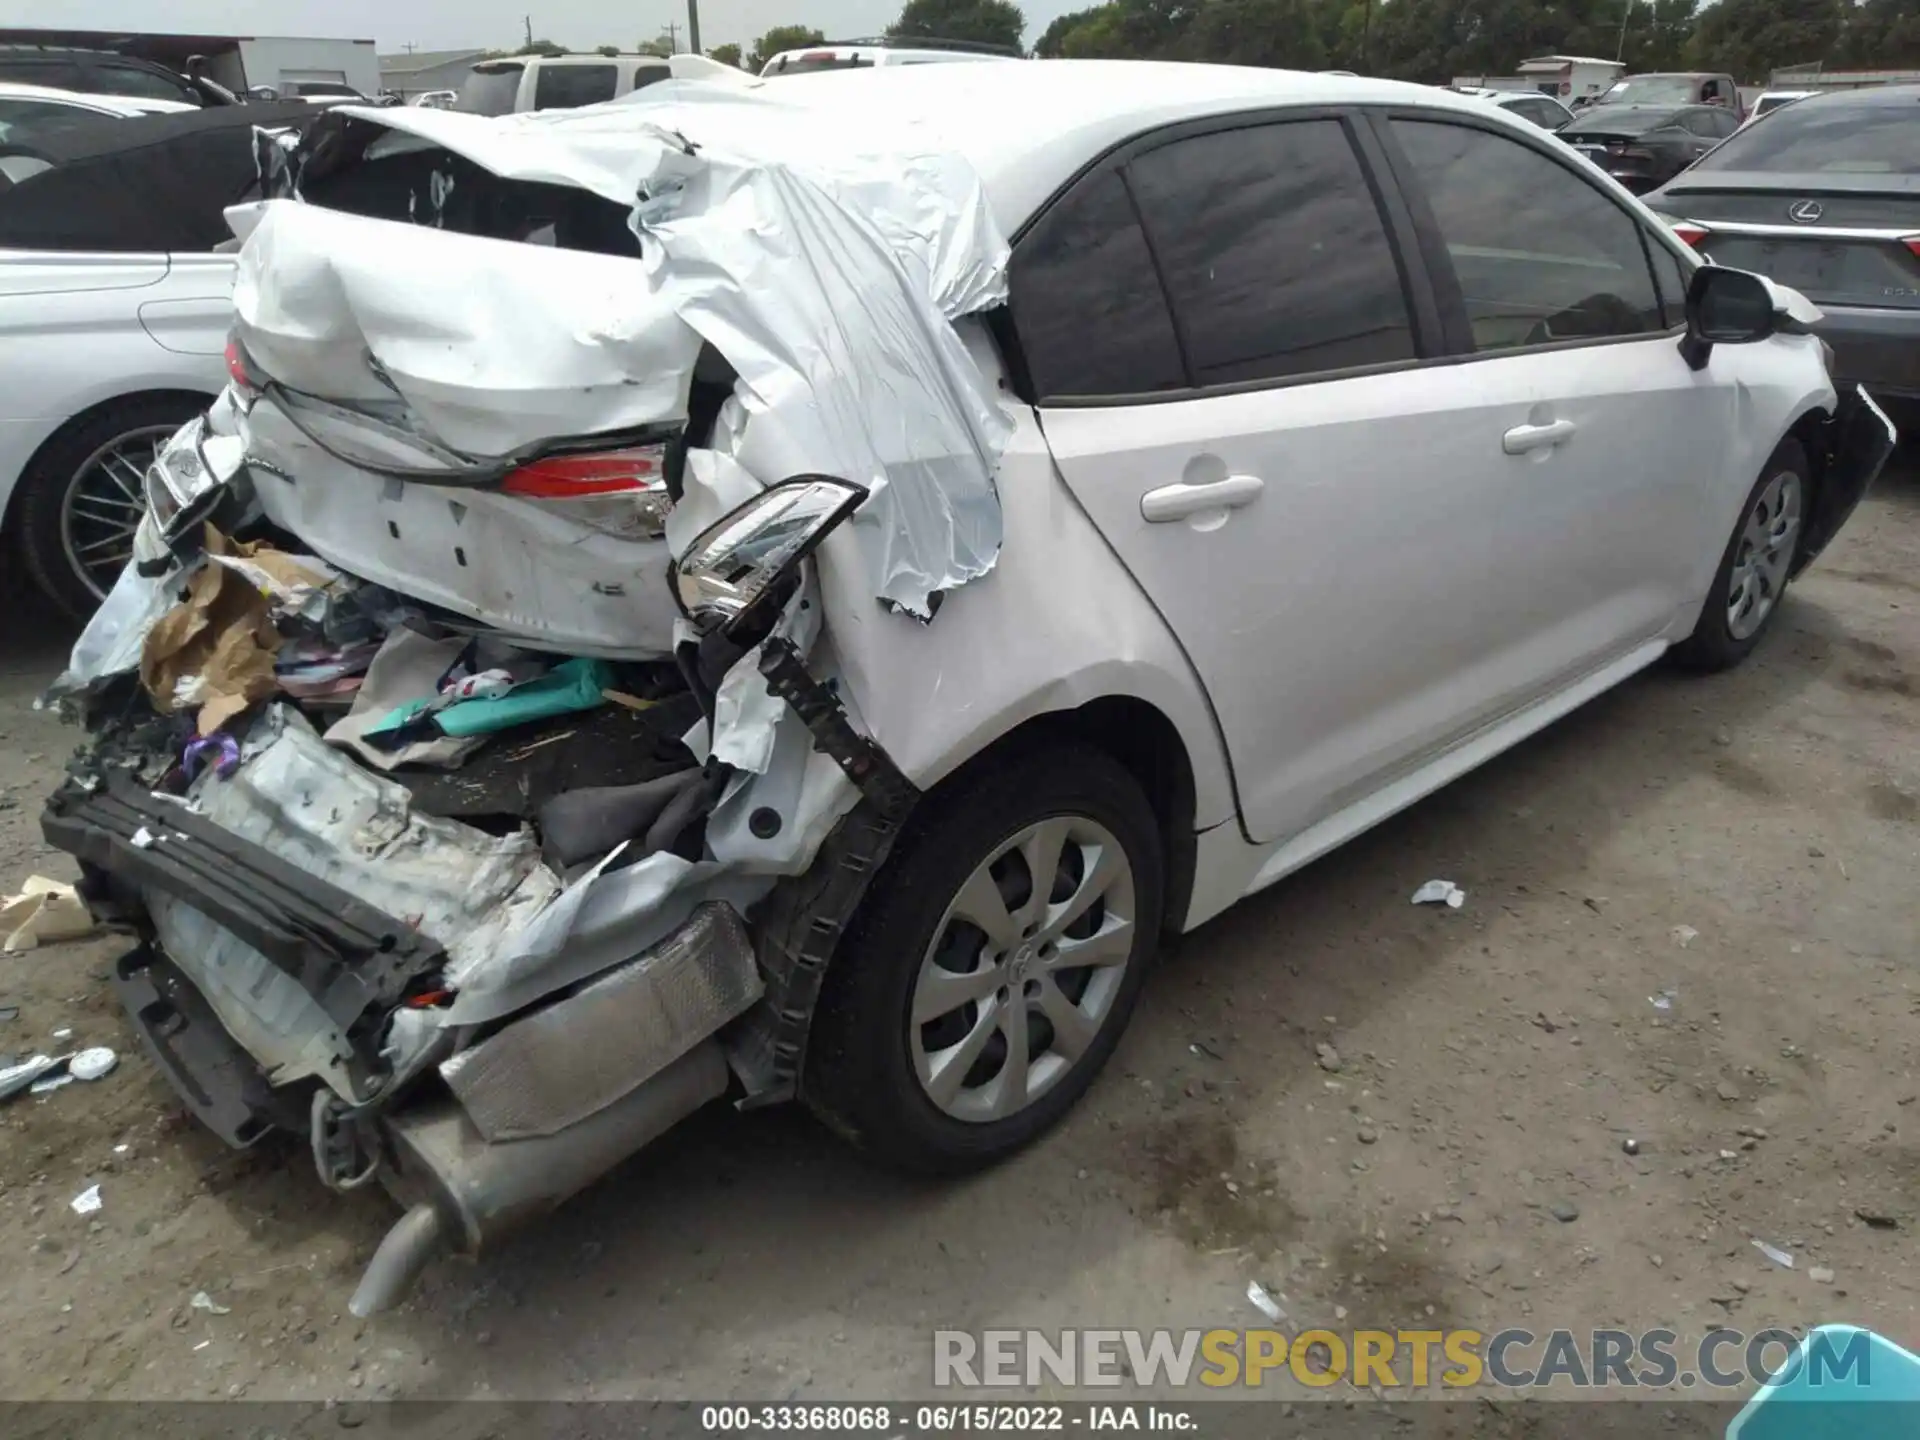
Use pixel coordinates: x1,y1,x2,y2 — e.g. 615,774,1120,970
501,448,663,498
224,332,264,391
1669,222,1710,248
1902,235,1920,259
500,447,673,539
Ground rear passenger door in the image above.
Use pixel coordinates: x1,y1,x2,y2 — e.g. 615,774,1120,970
1025,113,1606,847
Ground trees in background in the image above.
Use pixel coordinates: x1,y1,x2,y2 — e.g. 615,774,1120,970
708,42,746,67
747,24,827,70
741,0,1920,81
888,0,1028,49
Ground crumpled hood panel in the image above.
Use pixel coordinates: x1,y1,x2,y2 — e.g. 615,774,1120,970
236,86,1014,617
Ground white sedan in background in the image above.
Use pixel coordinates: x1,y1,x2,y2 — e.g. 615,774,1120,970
0,96,262,614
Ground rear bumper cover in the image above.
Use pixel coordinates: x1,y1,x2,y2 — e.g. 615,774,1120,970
43,771,444,1100
1812,305,1920,402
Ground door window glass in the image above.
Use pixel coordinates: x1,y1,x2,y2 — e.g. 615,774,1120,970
1126,119,1416,385
1009,169,1185,399
1393,118,1665,350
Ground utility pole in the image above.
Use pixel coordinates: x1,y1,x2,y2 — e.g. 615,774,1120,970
403,40,417,56
664,20,681,52
524,14,534,48
1616,0,1634,62
1360,0,1372,73
687,0,702,54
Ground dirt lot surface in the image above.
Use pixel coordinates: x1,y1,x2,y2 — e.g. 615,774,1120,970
0,479,1917,1410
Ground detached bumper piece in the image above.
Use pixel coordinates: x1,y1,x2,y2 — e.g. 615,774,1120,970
1797,383,1899,574
42,770,445,1093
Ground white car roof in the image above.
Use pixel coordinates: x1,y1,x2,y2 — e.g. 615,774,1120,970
747,60,1508,232
0,81,192,115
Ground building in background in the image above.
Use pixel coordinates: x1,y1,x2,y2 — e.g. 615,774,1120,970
379,49,487,100
0,28,378,97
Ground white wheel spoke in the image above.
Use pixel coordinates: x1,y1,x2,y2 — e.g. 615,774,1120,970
912,960,1001,1025
924,997,1003,1109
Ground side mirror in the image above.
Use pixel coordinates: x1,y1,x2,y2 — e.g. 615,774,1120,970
1680,266,1776,371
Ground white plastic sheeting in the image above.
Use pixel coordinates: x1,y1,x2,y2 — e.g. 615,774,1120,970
234,84,1013,618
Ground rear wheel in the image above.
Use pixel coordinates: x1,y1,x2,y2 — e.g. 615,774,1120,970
1671,437,1809,672
804,745,1164,1175
14,396,201,618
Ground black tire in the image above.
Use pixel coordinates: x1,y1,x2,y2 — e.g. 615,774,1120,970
14,395,203,619
1670,437,1810,673
804,744,1164,1176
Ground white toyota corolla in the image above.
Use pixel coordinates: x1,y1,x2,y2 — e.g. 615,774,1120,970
44,61,1893,1312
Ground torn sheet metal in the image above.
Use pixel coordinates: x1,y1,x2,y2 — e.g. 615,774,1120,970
440,901,760,1141
236,85,1011,618
237,395,680,659
190,707,558,977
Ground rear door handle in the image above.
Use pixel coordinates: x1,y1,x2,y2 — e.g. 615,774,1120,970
1141,474,1265,523
1502,419,1577,455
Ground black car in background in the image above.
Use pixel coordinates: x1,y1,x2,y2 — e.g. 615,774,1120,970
1559,102,1740,193
1643,85,1920,429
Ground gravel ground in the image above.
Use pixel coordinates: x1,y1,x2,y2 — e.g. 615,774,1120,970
0,478,1916,1406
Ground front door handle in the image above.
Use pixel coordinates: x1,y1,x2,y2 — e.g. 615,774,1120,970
1502,419,1577,455
1141,474,1265,523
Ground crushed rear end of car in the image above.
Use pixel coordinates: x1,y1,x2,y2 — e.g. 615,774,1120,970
40,89,1014,1312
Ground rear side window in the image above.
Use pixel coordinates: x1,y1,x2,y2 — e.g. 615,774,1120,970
0,97,106,147
629,64,671,93
0,60,82,89
1393,119,1665,350
459,64,524,115
1010,169,1185,400
1693,98,1920,175
1125,119,1416,386
533,64,618,110
91,64,196,103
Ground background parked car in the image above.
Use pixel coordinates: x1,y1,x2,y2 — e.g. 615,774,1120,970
1744,89,1816,126
0,81,192,169
456,52,752,114
1644,84,1920,433
1492,90,1575,129
0,101,319,614
1593,71,1744,120
757,35,1020,76
1559,101,1739,191
0,43,234,107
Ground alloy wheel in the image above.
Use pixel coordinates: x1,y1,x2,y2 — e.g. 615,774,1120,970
60,426,167,601
1725,468,1802,642
909,815,1137,1124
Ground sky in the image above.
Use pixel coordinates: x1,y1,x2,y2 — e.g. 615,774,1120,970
0,0,1073,56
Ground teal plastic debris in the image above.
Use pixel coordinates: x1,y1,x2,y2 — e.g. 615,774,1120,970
1728,1325,1920,1440
366,657,614,744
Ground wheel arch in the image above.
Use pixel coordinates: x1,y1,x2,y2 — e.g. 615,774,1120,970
938,695,1201,941
1,386,215,539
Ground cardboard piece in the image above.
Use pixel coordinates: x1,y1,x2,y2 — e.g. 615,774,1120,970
139,526,289,736
2,876,96,953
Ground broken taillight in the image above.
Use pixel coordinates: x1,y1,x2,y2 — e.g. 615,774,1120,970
500,447,674,540
224,332,265,393
1669,221,1711,248
1901,235,1920,260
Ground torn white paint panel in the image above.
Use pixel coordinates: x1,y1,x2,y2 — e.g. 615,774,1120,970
237,84,1011,620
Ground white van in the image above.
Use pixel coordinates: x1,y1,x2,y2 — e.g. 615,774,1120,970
458,53,746,114
759,36,1018,78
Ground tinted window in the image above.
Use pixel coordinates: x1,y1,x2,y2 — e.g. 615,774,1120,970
1126,120,1415,386
459,64,523,115
630,64,671,92
1693,97,1920,175
532,63,618,110
1394,119,1664,350
0,60,83,89
1010,169,1184,400
91,64,196,102
0,97,107,147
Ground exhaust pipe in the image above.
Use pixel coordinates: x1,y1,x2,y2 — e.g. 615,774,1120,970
349,1040,729,1315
